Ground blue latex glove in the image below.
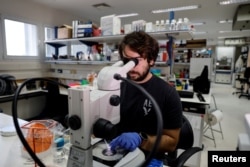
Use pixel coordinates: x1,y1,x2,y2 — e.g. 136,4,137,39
147,158,163,167
110,132,142,151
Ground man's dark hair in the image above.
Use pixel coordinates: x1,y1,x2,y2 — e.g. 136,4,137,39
118,31,159,66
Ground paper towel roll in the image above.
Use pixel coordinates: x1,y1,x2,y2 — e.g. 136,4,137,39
204,110,223,126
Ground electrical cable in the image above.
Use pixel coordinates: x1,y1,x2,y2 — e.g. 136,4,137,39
12,78,69,167
12,73,162,166
114,73,163,167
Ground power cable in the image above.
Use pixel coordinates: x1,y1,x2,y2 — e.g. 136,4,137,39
114,73,163,167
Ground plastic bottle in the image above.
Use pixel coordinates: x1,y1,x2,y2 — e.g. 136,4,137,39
93,77,98,90
155,20,160,32
176,18,183,31
160,20,165,31
170,19,176,31
184,80,189,90
183,18,189,30
165,19,170,31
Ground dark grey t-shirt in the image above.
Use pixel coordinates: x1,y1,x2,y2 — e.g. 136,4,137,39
117,74,183,135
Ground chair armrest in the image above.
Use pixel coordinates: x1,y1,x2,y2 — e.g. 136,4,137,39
175,146,203,167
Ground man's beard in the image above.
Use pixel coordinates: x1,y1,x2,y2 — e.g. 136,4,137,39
128,65,150,82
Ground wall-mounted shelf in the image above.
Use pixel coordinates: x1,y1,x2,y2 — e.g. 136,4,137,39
45,60,115,65
45,30,193,45
45,59,169,66
174,47,207,50
44,30,193,65
174,62,190,65
44,31,193,81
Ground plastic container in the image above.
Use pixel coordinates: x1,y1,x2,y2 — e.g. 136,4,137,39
183,18,190,30
151,68,161,76
155,20,160,31
21,120,57,159
160,20,165,31
176,18,183,30
165,19,170,31
170,19,176,31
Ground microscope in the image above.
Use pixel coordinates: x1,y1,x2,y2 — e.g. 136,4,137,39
66,60,145,167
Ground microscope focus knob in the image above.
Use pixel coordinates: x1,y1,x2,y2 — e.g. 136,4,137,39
109,95,120,106
68,115,81,130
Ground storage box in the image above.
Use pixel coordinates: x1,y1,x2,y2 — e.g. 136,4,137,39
186,39,206,48
100,15,121,36
21,120,57,159
77,23,93,37
57,25,72,39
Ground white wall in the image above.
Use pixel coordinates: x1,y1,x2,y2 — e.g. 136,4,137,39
0,0,84,80
0,0,80,26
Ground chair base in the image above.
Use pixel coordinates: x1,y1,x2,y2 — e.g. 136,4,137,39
239,93,250,100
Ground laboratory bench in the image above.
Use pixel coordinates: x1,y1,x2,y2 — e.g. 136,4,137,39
0,113,66,167
0,84,212,167
0,89,46,103
178,88,211,167
0,89,47,120
0,85,68,125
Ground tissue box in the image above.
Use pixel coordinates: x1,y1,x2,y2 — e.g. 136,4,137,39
57,25,72,39
100,15,121,36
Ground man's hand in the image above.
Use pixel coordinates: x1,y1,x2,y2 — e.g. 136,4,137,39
110,132,142,151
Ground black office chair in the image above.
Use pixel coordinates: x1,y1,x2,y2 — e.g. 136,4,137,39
232,73,245,95
239,67,250,100
164,115,203,167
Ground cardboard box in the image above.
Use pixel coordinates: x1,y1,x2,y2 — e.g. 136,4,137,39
186,39,206,48
124,24,132,34
100,15,121,36
57,25,72,39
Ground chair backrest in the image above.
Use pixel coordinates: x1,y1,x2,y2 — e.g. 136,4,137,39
244,67,250,78
176,115,194,150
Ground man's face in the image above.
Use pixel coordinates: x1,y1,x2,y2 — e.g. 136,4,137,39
122,46,153,82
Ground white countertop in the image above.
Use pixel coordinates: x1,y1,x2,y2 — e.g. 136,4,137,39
180,91,211,105
0,113,67,167
60,85,212,105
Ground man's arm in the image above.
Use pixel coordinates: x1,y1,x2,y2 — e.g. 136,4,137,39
140,128,181,153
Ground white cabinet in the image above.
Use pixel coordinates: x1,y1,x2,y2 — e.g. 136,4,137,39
214,46,235,84
215,70,232,84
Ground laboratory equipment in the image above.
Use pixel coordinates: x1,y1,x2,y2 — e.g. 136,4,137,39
66,59,145,167
237,114,250,151
21,120,57,159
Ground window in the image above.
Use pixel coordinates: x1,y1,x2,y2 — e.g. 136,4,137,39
4,19,38,57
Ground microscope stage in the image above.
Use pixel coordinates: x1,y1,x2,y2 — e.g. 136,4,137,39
92,141,145,167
